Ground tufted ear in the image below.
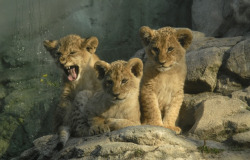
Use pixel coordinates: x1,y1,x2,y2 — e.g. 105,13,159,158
176,29,193,50
43,40,58,52
82,36,99,54
139,26,154,46
127,58,143,78
94,60,110,80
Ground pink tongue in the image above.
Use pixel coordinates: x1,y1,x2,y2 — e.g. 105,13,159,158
68,68,77,81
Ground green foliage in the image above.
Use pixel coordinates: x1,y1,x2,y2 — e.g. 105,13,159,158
197,140,224,154
40,74,61,88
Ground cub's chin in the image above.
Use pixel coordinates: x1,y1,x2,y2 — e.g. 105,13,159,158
156,62,177,72
108,95,126,104
156,66,172,72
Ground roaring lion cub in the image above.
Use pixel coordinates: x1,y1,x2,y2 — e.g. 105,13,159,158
43,35,101,149
74,58,143,135
139,26,193,134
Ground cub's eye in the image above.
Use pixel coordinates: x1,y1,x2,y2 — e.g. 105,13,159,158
152,47,159,54
168,47,174,52
105,80,113,86
121,79,128,84
70,51,76,55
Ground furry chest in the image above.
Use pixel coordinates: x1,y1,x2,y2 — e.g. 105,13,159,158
101,104,127,119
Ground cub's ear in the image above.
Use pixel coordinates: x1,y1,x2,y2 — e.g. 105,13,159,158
176,29,193,50
139,26,154,46
94,60,110,80
43,40,58,52
127,58,143,78
82,36,99,54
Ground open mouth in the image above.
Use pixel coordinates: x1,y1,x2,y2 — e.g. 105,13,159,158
63,65,79,81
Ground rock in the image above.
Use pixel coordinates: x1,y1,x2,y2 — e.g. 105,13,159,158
192,0,250,37
231,86,250,106
233,131,250,147
192,0,225,36
179,93,220,132
215,74,243,96
187,36,243,52
185,47,229,93
225,39,250,81
17,126,250,160
188,96,250,141
18,126,203,160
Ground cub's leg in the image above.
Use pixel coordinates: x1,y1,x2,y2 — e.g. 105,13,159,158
162,90,184,134
105,118,140,131
88,117,110,135
70,108,89,137
54,100,72,150
140,90,163,126
55,126,70,151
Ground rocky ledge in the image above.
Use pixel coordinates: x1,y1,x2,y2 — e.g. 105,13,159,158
16,126,250,160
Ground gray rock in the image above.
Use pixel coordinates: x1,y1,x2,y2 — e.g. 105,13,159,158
192,0,225,36
187,36,243,52
233,131,250,146
231,86,250,106
185,47,229,93
192,0,250,37
215,74,243,96
225,39,250,81
179,92,220,132
19,126,203,160
189,96,250,141
18,126,250,160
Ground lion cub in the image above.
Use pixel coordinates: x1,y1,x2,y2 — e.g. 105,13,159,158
139,26,193,134
43,35,101,149
74,58,143,135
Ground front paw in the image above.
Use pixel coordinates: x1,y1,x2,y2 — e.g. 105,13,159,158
164,126,182,134
89,124,110,136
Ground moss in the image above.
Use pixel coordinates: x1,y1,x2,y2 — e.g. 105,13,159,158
0,139,9,157
134,149,146,157
197,145,224,154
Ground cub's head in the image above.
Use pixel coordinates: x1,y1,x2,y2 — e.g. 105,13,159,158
94,58,143,103
139,26,192,72
43,35,99,81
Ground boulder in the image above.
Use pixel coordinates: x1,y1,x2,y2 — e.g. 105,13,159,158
17,126,250,160
188,96,250,141
233,131,250,147
179,92,220,131
185,47,229,93
225,39,250,81
215,74,243,96
192,0,250,37
18,126,204,160
231,86,250,106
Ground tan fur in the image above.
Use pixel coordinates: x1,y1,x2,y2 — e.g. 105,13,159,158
139,26,193,134
43,35,101,149
74,58,143,135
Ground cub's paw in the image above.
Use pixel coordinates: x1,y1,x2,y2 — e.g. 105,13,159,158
89,124,110,136
165,126,182,134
